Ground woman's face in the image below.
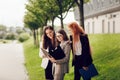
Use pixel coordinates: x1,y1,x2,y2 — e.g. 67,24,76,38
68,27,75,35
45,29,54,39
56,33,64,42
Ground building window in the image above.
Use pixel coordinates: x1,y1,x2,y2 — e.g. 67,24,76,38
102,20,105,33
113,14,116,18
113,21,115,33
108,21,110,33
116,0,119,2
88,22,90,34
92,21,94,34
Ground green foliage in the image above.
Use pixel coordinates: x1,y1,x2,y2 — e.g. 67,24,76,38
24,0,49,29
0,24,6,31
24,0,75,29
24,12,40,30
0,32,6,39
0,24,7,39
23,34,120,80
84,0,90,3
5,33,17,40
18,33,30,42
16,28,24,35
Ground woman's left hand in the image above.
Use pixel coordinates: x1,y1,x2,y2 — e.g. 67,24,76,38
82,66,88,71
48,57,56,63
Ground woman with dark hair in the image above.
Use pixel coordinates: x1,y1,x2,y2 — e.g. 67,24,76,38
48,29,71,80
39,26,58,80
68,22,93,80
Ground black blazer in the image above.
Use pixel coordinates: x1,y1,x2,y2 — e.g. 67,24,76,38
49,45,65,60
70,34,93,67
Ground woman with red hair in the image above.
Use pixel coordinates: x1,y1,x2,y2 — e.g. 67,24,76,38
68,22,93,80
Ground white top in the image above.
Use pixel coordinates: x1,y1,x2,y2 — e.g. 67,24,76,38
74,41,82,55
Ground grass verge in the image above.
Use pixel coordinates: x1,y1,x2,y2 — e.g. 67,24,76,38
23,34,120,80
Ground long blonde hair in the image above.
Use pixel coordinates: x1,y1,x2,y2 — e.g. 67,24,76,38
68,22,85,52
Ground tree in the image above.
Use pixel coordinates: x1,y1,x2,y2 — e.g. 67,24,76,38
74,0,90,29
25,0,76,29
26,0,59,29
0,24,6,30
25,0,52,46
25,0,47,27
0,24,7,39
55,0,75,28
47,0,59,28
16,28,24,35
24,12,39,46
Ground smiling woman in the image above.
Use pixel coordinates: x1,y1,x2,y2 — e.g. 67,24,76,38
0,0,27,27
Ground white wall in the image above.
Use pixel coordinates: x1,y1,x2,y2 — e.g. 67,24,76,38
84,11,120,34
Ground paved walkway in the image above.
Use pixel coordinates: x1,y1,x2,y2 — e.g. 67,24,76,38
0,43,28,80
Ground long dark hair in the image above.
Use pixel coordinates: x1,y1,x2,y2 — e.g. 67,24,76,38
57,29,69,41
42,26,57,49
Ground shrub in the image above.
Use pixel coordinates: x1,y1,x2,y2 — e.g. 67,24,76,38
18,33,30,42
5,33,17,40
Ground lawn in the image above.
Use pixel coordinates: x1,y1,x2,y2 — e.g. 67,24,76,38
23,34,120,80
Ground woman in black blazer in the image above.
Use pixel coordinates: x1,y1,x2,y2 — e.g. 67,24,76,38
68,22,93,80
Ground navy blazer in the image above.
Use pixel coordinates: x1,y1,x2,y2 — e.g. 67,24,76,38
70,34,93,67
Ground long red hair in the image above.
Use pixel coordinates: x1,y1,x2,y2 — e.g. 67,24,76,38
68,22,85,52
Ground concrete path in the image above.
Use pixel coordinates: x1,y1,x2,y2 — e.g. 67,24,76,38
0,43,28,80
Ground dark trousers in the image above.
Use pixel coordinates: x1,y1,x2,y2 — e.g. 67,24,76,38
74,55,91,80
45,61,53,80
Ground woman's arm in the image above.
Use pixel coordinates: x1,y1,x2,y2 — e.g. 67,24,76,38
55,43,71,64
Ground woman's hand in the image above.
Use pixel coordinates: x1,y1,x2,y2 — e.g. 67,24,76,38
82,66,88,71
42,55,47,58
47,56,56,63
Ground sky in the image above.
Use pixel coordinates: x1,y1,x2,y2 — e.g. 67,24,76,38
0,0,27,27
0,0,75,27
54,11,76,26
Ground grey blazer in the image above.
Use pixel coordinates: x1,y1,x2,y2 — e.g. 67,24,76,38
53,40,71,75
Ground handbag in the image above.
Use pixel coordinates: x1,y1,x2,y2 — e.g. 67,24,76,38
79,63,98,80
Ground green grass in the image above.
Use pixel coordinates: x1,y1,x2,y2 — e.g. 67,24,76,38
89,34,120,80
23,34,120,80
23,38,45,80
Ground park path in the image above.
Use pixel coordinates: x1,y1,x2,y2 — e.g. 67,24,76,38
0,42,28,80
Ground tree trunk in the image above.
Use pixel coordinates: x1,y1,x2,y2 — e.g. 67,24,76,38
39,27,43,41
58,0,64,29
44,17,49,26
60,14,64,29
36,29,39,47
75,0,85,30
79,0,84,29
33,29,36,45
52,17,55,28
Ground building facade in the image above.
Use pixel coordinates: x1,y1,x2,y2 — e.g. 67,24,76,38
74,0,120,34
